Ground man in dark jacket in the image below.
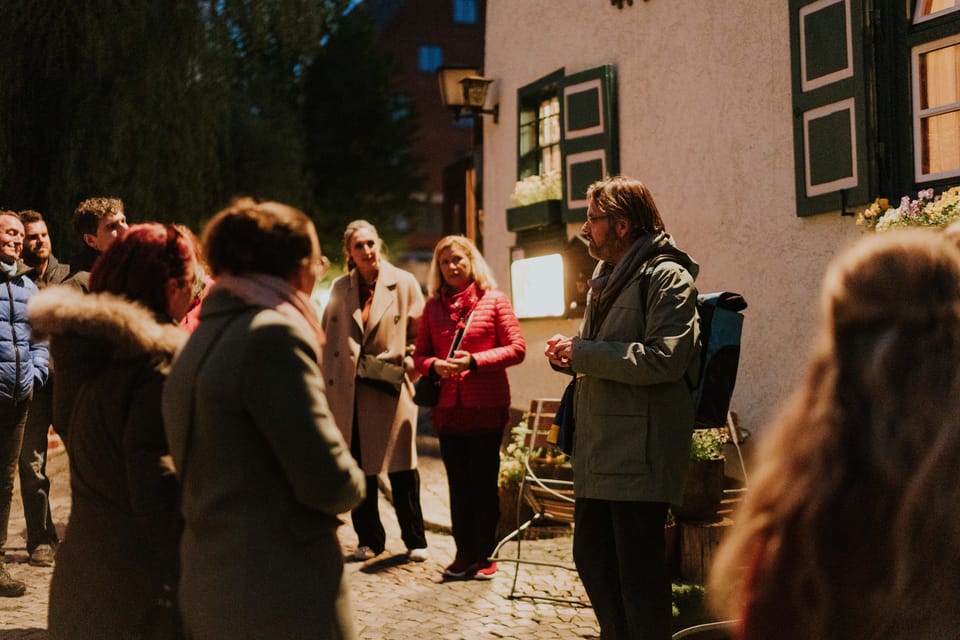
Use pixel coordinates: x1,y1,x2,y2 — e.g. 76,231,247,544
0,211,49,597
546,177,700,639
17,210,68,567
64,197,127,292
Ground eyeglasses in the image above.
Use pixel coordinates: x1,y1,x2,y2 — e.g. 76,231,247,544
585,214,610,225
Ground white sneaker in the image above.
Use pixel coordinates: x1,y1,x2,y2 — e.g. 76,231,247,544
353,546,376,561
406,547,429,562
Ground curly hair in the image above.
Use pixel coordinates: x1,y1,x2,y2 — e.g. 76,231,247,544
709,230,960,639
73,197,124,237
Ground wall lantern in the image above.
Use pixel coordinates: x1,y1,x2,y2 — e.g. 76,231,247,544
437,66,499,123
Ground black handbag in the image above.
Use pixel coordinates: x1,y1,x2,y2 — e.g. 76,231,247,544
413,374,441,407
356,354,406,395
414,310,474,408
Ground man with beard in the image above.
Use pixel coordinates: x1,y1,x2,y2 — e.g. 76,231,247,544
545,176,700,639
17,210,68,566
0,211,48,596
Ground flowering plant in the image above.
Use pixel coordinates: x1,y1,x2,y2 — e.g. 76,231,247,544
509,171,562,207
498,418,570,488
856,186,960,231
690,428,726,461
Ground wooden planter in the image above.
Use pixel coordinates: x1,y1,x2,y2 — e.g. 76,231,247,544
674,458,725,522
497,484,533,541
506,199,562,231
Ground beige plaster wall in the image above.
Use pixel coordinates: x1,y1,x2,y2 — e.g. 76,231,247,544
482,0,865,434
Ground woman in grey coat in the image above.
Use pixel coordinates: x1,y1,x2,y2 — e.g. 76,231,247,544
163,199,364,640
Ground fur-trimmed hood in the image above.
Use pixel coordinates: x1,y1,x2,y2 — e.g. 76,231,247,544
28,285,187,360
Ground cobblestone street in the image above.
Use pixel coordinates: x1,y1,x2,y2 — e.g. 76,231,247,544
1,441,601,640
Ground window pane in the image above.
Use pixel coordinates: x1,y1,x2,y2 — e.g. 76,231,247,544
919,43,960,109
453,0,477,24
519,122,537,156
916,0,960,19
921,110,960,174
418,46,442,72
541,144,561,176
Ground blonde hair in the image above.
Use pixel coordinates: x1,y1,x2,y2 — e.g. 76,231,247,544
341,219,381,272
709,230,960,639
426,235,497,298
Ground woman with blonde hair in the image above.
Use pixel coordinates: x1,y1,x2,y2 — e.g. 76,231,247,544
321,219,428,562
414,235,525,580
709,229,960,639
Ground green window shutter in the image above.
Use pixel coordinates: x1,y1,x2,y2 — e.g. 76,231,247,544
789,0,875,217
560,64,619,223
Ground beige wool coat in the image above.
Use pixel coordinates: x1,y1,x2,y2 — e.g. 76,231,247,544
321,260,424,475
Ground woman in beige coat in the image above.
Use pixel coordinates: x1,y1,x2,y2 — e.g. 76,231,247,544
162,199,364,640
321,220,427,562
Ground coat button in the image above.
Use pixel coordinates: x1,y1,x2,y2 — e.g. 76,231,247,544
328,379,335,386
334,351,340,357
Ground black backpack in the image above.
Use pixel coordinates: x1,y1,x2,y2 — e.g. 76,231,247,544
643,254,747,428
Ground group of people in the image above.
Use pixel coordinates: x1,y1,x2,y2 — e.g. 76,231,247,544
1,175,957,640
0,192,529,638
0,198,129,600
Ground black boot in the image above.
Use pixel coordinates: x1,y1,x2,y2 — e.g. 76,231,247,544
0,562,26,597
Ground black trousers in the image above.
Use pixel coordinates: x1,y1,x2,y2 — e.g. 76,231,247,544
0,399,30,553
349,418,427,553
573,498,671,640
438,430,502,563
18,382,59,553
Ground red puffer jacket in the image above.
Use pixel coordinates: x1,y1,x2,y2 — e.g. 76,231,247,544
414,287,525,410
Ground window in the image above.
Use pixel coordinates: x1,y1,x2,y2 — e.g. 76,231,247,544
519,94,561,179
915,0,960,23
509,65,618,318
453,0,478,24
912,34,960,181
514,66,619,224
788,0,960,216
418,46,443,72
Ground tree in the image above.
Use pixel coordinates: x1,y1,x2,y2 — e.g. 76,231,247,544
0,0,418,260
302,3,424,243
0,1,226,255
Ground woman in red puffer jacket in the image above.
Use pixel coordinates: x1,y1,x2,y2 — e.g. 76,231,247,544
414,235,525,581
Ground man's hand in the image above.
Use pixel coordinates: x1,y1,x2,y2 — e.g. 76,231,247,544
545,333,573,368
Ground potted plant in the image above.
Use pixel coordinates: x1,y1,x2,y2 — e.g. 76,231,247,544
673,429,726,522
856,186,960,231
505,171,563,231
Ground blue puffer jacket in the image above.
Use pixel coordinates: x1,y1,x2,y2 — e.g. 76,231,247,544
0,263,49,404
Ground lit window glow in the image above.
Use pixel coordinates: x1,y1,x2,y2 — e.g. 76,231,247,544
511,254,565,318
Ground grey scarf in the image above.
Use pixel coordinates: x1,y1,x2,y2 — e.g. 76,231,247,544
585,233,660,337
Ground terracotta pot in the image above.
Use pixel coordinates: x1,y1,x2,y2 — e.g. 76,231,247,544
674,458,725,522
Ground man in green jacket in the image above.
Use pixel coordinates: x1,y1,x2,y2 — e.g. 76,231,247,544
546,176,700,639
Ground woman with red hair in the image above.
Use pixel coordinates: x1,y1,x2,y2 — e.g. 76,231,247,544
29,223,197,640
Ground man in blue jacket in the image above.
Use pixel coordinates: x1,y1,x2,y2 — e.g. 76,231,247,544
0,211,49,597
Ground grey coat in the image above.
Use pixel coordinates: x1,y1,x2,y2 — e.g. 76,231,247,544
569,233,700,504
162,287,364,640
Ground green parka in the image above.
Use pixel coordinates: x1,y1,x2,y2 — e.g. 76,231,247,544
569,233,700,504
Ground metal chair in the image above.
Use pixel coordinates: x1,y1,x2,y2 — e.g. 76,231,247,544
489,398,588,606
